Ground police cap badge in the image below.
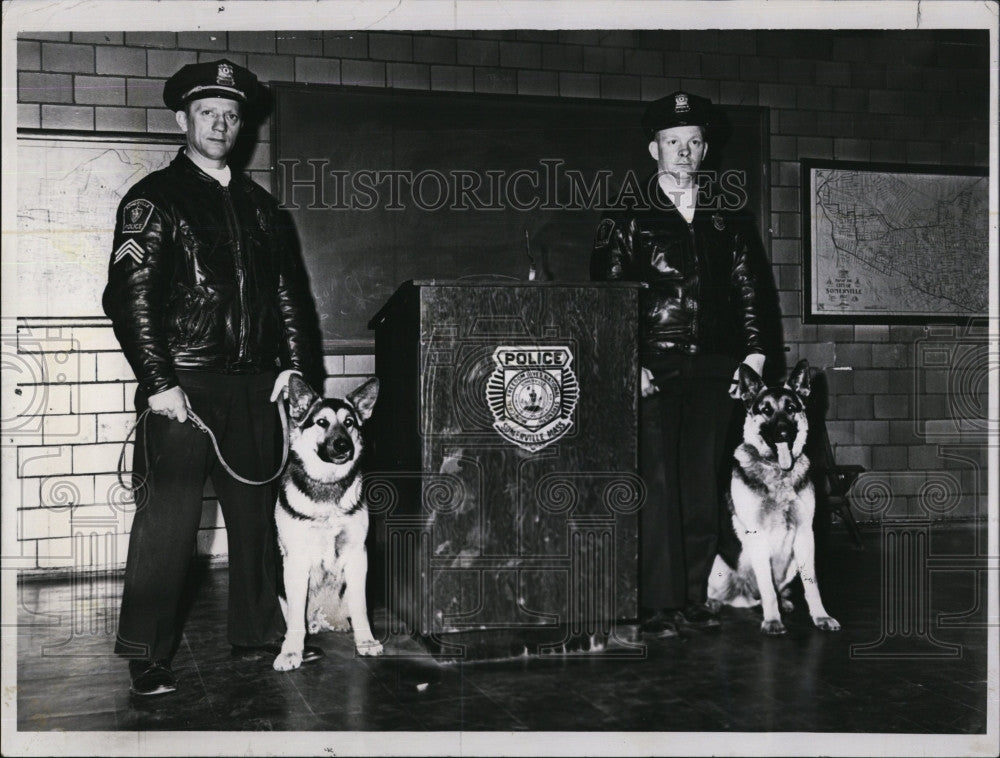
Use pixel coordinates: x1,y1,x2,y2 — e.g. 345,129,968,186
163,58,259,111
641,90,715,140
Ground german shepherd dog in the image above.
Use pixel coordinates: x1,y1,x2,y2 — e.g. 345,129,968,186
273,374,384,671
707,360,841,635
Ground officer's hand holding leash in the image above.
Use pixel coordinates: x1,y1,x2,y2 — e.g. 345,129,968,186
148,385,192,423
270,369,302,403
120,379,292,490
729,352,766,400
640,366,659,397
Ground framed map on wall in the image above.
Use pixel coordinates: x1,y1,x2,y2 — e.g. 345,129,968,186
14,131,182,318
801,159,988,324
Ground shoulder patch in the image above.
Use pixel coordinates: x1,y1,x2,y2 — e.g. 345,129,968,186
122,199,155,234
595,218,615,246
113,238,145,265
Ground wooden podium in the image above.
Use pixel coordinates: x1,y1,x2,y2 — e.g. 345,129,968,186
368,280,641,658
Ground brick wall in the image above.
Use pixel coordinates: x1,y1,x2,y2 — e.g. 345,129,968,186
4,318,378,571
11,29,991,570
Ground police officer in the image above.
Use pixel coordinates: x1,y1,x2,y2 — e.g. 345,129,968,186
591,92,766,638
104,59,323,696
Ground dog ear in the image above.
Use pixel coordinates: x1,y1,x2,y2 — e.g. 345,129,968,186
785,359,812,400
347,377,379,423
286,373,318,422
737,363,765,409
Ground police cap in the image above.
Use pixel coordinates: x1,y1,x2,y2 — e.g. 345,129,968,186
163,58,259,112
641,91,715,140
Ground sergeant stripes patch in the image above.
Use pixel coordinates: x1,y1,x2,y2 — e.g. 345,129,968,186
113,239,145,265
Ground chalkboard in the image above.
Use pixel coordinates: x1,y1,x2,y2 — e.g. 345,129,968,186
272,84,768,351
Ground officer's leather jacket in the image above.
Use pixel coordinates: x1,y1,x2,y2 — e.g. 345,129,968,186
103,149,318,396
590,178,764,362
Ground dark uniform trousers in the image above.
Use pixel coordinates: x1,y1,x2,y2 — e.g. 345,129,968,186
115,369,285,662
639,353,738,611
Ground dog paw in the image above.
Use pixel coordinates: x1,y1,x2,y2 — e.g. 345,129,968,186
760,619,787,636
705,599,722,613
355,639,383,656
273,649,303,671
780,598,795,613
813,616,841,631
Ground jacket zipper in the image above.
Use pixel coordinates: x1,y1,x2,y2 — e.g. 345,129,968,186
688,219,701,343
220,185,250,363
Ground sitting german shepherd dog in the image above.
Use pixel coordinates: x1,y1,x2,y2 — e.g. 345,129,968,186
707,360,841,635
273,374,384,671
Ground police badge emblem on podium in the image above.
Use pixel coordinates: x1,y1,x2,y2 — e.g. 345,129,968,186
486,346,579,452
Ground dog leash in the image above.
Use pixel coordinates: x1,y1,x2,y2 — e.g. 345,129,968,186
117,400,291,492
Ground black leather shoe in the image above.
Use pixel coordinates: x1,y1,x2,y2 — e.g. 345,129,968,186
231,642,325,663
129,660,177,697
672,603,722,631
638,609,679,639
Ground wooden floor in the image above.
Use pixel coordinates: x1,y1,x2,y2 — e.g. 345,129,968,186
14,522,990,740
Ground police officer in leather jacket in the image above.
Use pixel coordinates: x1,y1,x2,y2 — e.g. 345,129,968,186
591,91,767,638
103,149,317,396
104,59,323,697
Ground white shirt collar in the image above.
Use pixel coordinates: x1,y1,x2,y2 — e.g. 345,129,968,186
183,148,232,187
200,163,232,187
657,174,697,223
